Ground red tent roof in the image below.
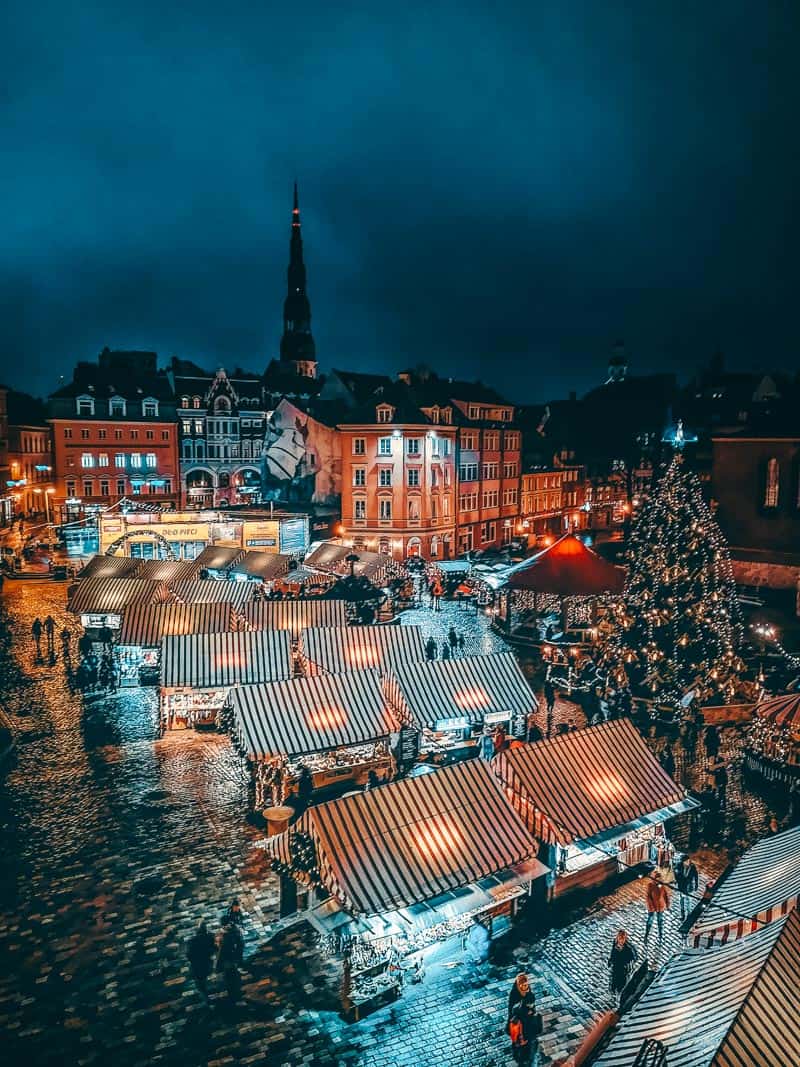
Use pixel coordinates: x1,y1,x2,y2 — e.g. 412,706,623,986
507,534,625,596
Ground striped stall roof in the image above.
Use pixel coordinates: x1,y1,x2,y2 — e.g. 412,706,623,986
160,630,292,688
753,692,800,728
230,668,401,760
389,652,538,728
492,718,685,844
68,578,171,615
301,624,427,675
264,760,538,916
228,552,291,580
169,579,255,609
76,555,142,581
690,826,800,947
190,545,247,572
305,542,389,581
119,602,237,647
132,558,201,582
303,541,350,571
595,912,800,1067
243,599,348,639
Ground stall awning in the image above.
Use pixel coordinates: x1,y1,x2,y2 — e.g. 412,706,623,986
301,624,427,675
230,668,401,760
169,579,255,609
119,602,237,647
131,559,201,583
595,910,800,1067
752,692,800,729
304,542,390,581
242,599,347,639
303,541,350,571
389,652,538,728
160,630,292,688
228,551,291,580
262,759,540,917
190,545,247,572
68,578,171,615
690,826,800,947
492,718,687,845
506,533,625,595
76,555,142,581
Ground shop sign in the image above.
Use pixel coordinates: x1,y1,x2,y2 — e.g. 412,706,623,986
398,726,420,767
435,716,469,731
246,538,277,547
280,517,309,554
511,706,529,739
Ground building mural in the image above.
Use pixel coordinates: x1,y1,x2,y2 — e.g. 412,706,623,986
262,398,340,505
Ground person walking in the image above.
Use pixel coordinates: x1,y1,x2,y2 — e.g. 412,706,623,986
216,922,244,1003
431,578,443,611
223,899,245,928
643,871,671,947
44,615,56,653
544,678,556,737
674,854,699,920
441,642,451,660
31,617,43,654
448,626,458,653
713,761,728,808
607,929,638,1004
60,627,71,653
424,636,437,661
187,920,216,1000
507,973,541,1066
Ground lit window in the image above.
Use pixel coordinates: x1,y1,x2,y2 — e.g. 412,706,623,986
80,429,90,440
194,419,203,434
353,438,366,455
353,468,366,487
378,437,392,456
98,453,108,467
379,468,392,487
354,498,366,520
109,397,126,417
182,420,191,434
379,498,392,520
145,453,156,469
376,404,394,423
115,454,126,468
764,458,780,508
142,398,159,417
407,468,420,487
130,453,142,468
64,427,72,439
408,498,420,521
407,438,421,455
192,396,201,409
80,453,94,468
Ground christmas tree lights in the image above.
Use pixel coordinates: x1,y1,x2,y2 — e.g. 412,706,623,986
600,455,744,705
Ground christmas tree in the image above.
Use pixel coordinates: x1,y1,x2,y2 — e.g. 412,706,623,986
602,454,744,705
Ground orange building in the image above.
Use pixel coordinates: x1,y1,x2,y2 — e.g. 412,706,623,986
48,349,180,519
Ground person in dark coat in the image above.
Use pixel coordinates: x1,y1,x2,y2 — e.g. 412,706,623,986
607,929,638,1002
674,854,699,920
507,973,539,1064
424,636,437,661
448,626,458,651
441,642,451,660
216,923,244,1003
223,899,244,928
187,920,216,1000
31,617,43,653
44,615,56,651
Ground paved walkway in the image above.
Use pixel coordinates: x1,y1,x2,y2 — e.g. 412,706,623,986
0,583,783,1067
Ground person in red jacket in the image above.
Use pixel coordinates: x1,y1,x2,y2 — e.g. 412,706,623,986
644,871,671,945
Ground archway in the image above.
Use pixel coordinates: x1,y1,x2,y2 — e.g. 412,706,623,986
407,537,422,558
234,467,261,500
186,468,214,505
105,530,177,560
430,535,439,558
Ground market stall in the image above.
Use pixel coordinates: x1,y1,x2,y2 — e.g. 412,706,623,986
116,601,238,686
491,718,697,896
67,577,172,635
594,909,800,1067
300,624,426,676
227,551,291,583
744,692,800,785
261,759,548,1020
159,629,293,729
242,599,347,642
230,668,405,805
188,544,246,577
689,826,800,947
168,577,256,611
387,652,537,765
75,555,142,581
129,558,200,582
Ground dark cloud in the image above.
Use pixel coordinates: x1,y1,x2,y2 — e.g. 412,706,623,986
2,1,799,401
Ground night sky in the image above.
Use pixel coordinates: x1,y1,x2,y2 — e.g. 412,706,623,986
3,1,799,402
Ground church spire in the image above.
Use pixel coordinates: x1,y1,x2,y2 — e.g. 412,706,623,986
280,183,317,376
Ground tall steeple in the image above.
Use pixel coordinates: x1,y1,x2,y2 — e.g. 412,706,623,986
279,182,317,377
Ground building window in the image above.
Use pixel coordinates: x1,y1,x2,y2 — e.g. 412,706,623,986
115,429,123,440
63,427,72,439
379,468,392,487
146,429,154,440
353,438,366,455
116,478,126,495
130,429,138,440
443,496,450,517
114,453,126,468
407,438,421,455
354,498,366,520
505,432,520,450
503,462,518,479
98,453,108,467
182,420,191,434
163,480,172,495
66,480,76,497
459,492,478,511
503,488,518,506
161,430,169,441
183,441,194,460
407,468,420,487
408,498,420,521
142,398,159,417
192,396,201,409
80,428,90,440
180,396,189,408
481,521,496,543
130,453,142,468
109,397,126,417
378,437,392,456
145,453,157,468
482,489,499,509
764,458,780,508
468,405,481,420
83,479,93,496
484,432,499,450
76,396,94,416
97,429,107,440
353,468,366,487
483,462,499,480
100,480,110,496
376,404,394,423
461,431,478,450
193,419,203,435
80,453,94,468
379,498,392,521
459,463,479,482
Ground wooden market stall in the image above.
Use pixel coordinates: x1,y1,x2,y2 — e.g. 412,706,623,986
594,909,800,1067
262,760,548,1020
228,551,291,583
75,554,142,581
188,544,247,577
67,577,171,635
242,599,347,642
168,578,256,611
130,558,201,582
230,668,404,805
744,692,800,785
300,624,426,676
492,718,697,897
387,651,538,765
689,826,800,948
116,601,238,686
159,629,292,729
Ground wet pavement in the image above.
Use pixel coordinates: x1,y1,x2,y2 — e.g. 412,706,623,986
0,581,784,1067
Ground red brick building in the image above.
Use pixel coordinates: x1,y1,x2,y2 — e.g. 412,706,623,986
48,349,180,520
